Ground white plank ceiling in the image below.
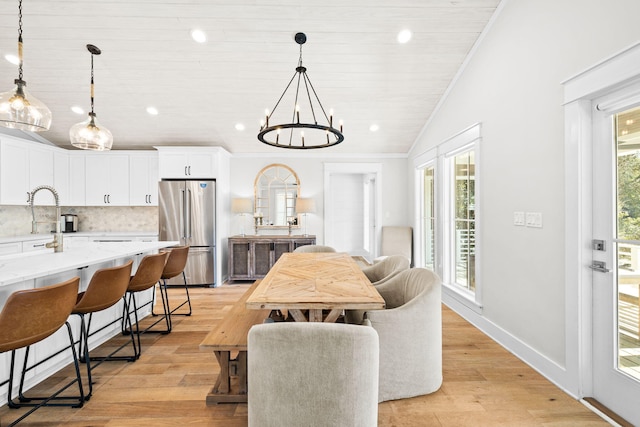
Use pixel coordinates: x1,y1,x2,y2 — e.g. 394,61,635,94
0,0,500,154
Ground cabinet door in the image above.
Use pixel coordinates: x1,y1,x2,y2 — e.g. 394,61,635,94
0,140,29,205
273,241,291,264
54,151,70,206
129,154,158,206
229,241,251,280
158,152,189,178
85,154,129,205
68,154,86,206
106,154,129,205
187,152,216,178
29,146,55,206
253,242,272,277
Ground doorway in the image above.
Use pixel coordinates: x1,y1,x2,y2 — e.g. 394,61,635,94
324,163,381,261
591,102,640,423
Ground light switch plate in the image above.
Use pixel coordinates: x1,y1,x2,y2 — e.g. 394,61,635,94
513,211,525,226
525,212,542,228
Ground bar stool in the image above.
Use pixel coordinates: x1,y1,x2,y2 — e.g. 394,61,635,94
120,251,170,360
71,260,133,399
152,246,191,330
0,277,85,426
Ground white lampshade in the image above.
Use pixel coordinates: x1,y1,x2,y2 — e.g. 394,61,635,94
296,198,316,214
232,198,253,214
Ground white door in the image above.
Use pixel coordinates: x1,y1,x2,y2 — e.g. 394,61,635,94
592,101,640,424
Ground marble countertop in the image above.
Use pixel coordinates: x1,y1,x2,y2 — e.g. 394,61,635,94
0,231,158,245
0,240,178,287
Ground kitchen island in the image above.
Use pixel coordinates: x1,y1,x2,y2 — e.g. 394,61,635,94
0,240,178,403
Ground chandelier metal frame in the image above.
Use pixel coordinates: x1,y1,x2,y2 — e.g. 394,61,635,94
258,32,344,149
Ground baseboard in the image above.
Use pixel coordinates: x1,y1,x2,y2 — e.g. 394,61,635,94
442,291,577,398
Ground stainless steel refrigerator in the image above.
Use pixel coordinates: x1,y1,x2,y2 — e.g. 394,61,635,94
159,180,216,287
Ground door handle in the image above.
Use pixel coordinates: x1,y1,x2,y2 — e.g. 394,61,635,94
186,188,192,238
590,261,611,273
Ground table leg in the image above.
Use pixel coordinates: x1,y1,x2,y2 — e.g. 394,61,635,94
289,309,308,322
206,350,249,404
309,309,323,322
323,309,342,323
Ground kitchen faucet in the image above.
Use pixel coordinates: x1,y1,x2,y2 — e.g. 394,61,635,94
29,185,63,252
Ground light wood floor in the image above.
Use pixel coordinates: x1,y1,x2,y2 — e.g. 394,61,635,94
0,284,609,426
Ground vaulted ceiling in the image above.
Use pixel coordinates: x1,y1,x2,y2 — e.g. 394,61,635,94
0,0,500,154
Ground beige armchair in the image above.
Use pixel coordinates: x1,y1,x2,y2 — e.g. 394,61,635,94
373,226,412,265
248,322,379,427
293,244,336,253
347,268,442,402
361,254,410,286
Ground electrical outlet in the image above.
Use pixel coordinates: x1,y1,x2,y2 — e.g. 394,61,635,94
513,211,525,226
525,212,542,228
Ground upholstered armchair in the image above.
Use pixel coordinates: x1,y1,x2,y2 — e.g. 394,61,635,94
347,268,442,402
361,254,410,286
373,226,412,265
247,322,379,427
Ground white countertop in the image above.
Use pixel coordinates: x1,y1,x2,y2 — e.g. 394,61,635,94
0,240,178,287
0,232,158,244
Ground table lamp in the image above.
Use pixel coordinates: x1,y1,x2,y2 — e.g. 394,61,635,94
231,198,253,236
296,198,316,237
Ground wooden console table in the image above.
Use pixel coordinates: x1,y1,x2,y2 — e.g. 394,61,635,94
227,235,316,282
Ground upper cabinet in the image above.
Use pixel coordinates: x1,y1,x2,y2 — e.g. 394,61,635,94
129,152,159,206
84,153,130,205
156,146,228,179
0,138,58,206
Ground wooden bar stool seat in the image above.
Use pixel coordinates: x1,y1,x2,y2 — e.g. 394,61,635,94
71,261,133,399
0,277,85,426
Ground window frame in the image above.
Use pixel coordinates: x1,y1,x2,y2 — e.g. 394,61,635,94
414,123,482,313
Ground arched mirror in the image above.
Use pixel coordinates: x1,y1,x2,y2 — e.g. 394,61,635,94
254,164,300,228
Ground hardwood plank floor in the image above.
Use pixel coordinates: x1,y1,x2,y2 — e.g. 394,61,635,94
0,284,609,426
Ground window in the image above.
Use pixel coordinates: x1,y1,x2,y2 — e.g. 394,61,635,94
414,123,481,310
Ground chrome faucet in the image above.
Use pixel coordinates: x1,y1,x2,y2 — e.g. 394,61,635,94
29,185,63,252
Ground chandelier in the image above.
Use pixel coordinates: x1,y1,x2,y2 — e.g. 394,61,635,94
69,44,113,151
258,33,344,149
0,0,52,132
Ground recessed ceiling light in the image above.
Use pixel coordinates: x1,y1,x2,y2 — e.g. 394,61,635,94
146,106,159,115
397,29,412,44
71,106,84,115
235,123,245,131
191,29,207,43
369,124,380,132
4,54,19,65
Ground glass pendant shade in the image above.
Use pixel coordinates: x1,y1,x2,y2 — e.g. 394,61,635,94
70,113,113,151
0,81,52,132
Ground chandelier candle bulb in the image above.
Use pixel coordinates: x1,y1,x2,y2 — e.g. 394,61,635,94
296,105,300,123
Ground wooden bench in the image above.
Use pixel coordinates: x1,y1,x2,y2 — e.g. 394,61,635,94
200,280,270,404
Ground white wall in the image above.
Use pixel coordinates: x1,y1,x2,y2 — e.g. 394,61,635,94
408,0,640,393
229,155,408,247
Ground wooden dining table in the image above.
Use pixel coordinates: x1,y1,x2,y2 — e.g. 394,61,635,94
245,252,385,322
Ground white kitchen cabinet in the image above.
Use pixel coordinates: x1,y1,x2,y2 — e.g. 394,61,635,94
0,138,59,206
22,238,55,252
85,154,130,205
68,153,86,206
53,151,70,206
156,147,223,179
0,242,21,255
129,152,159,206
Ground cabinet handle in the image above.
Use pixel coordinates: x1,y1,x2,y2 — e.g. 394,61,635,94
104,194,107,204
107,194,111,204
26,192,30,203
185,166,188,176
33,243,45,248
188,165,191,175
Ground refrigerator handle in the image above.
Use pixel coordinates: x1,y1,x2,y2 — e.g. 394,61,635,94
186,188,192,239
180,189,186,240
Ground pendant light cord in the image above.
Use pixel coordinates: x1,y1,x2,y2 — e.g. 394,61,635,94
90,53,95,115
17,0,23,81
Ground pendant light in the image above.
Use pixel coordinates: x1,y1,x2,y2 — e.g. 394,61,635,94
70,44,113,151
0,0,52,132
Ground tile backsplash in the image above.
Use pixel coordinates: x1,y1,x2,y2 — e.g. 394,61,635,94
0,205,158,236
